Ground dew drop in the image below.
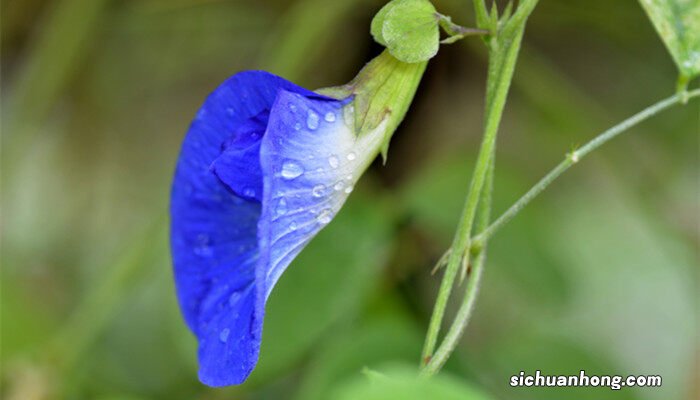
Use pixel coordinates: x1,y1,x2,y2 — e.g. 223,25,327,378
219,328,230,343
324,111,336,122
344,186,354,194
312,185,325,197
346,152,356,161
306,111,320,130
346,174,353,181
289,104,297,112
294,122,302,131
343,104,355,126
229,292,241,307
276,198,288,215
243,187,256,198
328,155,339,169
334,181,345,191
289,221,297,231
281,161,304,179
194,234,212,256
316,209,333,224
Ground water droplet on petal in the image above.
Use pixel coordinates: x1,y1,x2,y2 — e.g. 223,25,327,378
294,122,302,131
229,292,241,307
316,209,333,224
346,174,353,181
219,328,230,343
276,198,288,215
289,222,297,231
289,104,297,112
328,156,339,169
281,161,304,179
343,105,355,126
312,185,325,197
306,111,320,130
345,186,354,194
334,181,344,191
346,152,356,161
194,234,212,256
324,112,336,122
243,187,256,198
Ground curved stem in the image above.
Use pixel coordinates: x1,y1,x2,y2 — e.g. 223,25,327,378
420,0,538,365
422,88,699,375
421,247,486,376
473,88,700,248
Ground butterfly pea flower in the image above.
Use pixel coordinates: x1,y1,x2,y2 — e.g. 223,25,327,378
170,51,426,386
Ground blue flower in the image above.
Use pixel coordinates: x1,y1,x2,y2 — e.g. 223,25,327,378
171,52,425,387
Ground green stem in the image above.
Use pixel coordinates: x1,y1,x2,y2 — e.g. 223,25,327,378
422,247,486,375
420,0,538,366
423,88,699,375
473,88,700,248
422,148,495,376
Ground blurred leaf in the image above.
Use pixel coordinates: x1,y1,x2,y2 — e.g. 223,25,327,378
295,306,424,400
379,0,439,63
330,364,493,400
638,0,700,79
398,153,470,241
246,193,395,384
483,335,638,400
0,280,60,360
85,252,199,397
260,0,368,81
540,178,696,400
399,149,571,305
46,219,167,374
4,0,110,160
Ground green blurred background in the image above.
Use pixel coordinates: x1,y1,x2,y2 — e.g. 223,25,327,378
1,0,698,399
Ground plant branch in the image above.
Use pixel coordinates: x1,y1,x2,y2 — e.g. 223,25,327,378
473,88,700,248
420,0,538,367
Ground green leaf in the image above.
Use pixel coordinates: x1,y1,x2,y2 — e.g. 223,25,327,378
330,364,493,400
377,0,440,63
638,0,700,79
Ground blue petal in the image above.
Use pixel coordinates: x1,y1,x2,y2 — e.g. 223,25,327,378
210,111,268,201
170,71,322,386
171,70,384,387
257,90,382,299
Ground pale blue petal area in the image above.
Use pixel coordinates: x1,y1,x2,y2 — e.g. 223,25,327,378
257,90,384,299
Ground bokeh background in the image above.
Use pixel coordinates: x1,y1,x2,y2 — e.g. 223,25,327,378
2,0,698,399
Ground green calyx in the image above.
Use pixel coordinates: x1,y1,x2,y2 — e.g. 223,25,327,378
315,1,485,161
318,51,427,161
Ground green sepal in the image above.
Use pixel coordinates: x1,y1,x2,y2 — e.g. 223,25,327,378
317,51,427,162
